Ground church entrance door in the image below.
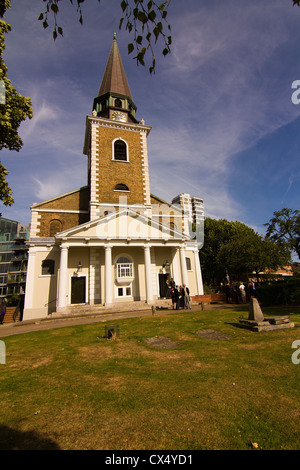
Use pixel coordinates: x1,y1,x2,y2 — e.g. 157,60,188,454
158,273,169,299
71,276,86,304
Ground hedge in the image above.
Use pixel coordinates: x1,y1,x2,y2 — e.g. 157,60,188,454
256,278,300,306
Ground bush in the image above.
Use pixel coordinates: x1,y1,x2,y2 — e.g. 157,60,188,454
256,279,300,306
203,283,215,294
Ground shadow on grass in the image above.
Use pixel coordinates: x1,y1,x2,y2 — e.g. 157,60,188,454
0,425,61,450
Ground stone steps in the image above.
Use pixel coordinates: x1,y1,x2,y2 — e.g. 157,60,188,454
1,306,21,324
50,299,173,318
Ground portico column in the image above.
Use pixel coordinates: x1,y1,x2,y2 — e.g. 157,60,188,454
144,244,153,303
24,248,36,310
179,246,189,287
105,245,112,305
58,244,69,309
193,249,204,295
171,248,180,285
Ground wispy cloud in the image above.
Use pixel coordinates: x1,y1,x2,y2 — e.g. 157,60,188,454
146,1,300,220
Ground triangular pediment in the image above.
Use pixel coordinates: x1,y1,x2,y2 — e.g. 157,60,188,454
55,208,190,241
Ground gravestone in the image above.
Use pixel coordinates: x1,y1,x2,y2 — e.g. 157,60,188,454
196,329,233,341
238,297,295,332
143,336,178,349
248,297,264,322
105,324,120,339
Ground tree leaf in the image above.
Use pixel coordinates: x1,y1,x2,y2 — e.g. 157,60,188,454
148,9,156,22
50,3,59,14
137,11,148,23
136,51,145,66
128,43,134,54
121,0,128,12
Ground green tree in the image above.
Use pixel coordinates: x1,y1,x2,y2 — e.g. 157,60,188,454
0,0,33,205
200,218,255,285
200,218,290,286
38,0,172,74
264,208,300,260
218,230,290,283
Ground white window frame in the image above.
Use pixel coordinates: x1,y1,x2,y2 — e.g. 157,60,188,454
112,137,130,162
117,285,132,298
114,254,134,285
117,262,133,278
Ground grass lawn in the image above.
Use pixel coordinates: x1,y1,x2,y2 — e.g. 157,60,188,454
0,305,299,450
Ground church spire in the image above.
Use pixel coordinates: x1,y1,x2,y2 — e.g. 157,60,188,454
93,33,137,123
98,32,133,100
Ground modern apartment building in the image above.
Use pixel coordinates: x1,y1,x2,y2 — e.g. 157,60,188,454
0,217,29,300
172,193,204,228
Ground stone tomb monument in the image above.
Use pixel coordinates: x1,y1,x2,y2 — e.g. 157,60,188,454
239,298,295,332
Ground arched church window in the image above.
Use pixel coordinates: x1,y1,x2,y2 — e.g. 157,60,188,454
115,98,122,108
114,183,129,192
42,259,55,275
113,139,127,161
49,219,62,237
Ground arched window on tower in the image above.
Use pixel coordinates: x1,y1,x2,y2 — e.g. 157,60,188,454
114,183,130,192
113,139,128,161
115,98,122,108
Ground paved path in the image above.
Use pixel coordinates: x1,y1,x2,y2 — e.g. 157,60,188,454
0,302,245,338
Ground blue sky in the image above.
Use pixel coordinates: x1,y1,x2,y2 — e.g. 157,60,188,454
1,0,300,235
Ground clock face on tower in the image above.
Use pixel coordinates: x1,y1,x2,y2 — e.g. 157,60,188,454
111,111,127,122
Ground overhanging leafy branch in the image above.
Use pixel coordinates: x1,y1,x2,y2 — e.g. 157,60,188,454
38,0,172,73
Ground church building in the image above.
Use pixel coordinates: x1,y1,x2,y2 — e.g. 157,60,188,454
23,35,204,320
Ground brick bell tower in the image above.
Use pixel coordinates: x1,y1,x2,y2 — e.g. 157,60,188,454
83,33,152,221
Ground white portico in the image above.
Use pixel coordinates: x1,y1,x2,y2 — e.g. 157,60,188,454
54,208,202,309
24,208,203,319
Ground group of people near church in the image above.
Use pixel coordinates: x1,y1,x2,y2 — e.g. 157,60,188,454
165,278,191,310
224,280,257,304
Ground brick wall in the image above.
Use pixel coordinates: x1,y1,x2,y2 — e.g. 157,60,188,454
95,127,145,205
33,187,90,237
192,294,226,303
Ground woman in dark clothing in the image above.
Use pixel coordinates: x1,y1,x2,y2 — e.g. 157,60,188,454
0,300,6,324
171,288,176,309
